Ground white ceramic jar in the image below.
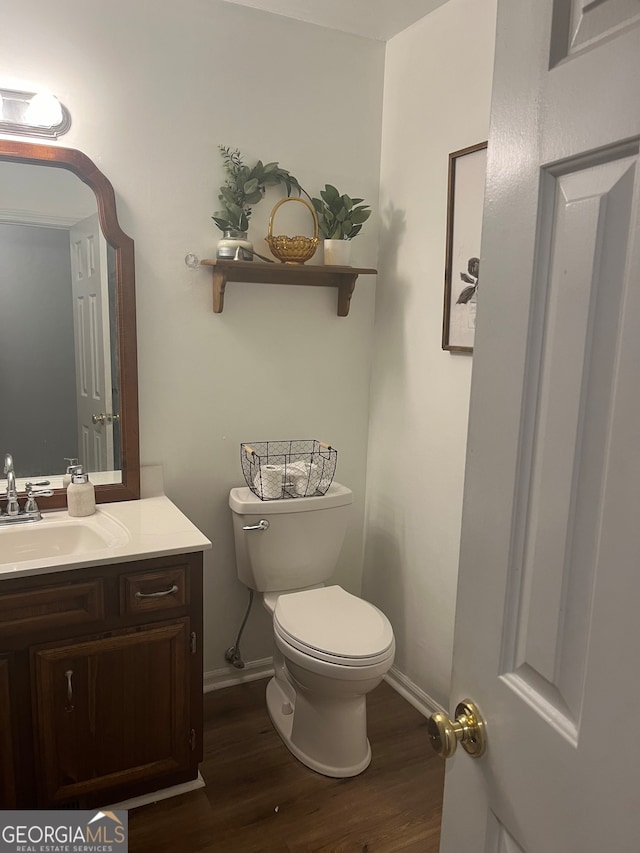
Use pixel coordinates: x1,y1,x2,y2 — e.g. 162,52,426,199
323,239,351,266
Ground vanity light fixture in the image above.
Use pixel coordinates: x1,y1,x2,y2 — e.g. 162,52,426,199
0,87,70,138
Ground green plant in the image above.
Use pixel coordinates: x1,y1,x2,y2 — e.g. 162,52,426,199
311,184,371,240
212,146,306,236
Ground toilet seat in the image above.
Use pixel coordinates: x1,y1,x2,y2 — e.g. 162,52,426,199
273,585,394,667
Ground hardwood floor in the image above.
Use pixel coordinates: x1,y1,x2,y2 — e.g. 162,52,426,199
128,679,445,853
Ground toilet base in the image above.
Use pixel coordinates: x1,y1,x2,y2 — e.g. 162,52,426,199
265,676,372,778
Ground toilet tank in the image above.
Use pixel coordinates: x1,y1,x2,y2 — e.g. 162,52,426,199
228,482,353,592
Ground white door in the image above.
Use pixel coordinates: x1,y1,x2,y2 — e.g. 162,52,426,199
439,1,640,851
70,213,114,473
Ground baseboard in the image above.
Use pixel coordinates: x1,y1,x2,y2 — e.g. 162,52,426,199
106,772,205,811
203,657,274,692
384,666,446,718
204,658,444,720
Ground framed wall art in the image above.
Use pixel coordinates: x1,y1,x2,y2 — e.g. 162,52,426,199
441,141,488,353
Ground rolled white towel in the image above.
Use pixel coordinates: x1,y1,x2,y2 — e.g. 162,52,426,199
287,460,321,496
254,464,284,499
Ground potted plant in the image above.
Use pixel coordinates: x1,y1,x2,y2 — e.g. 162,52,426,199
311,184,371,265
213,146,304,260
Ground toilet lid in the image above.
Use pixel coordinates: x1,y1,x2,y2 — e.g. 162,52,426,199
273,586,394,665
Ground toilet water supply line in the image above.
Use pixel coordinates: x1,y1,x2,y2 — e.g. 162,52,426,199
225,588,254,669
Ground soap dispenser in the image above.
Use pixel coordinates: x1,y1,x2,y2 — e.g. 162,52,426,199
67,466,96,517
62,458,79,488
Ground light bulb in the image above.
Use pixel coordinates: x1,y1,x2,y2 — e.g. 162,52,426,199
25,91,63,127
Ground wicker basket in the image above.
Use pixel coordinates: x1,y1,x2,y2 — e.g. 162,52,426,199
241,440,337,500
266,197,319,264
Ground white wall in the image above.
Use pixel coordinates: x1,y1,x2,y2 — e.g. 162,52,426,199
364,0,497,709
3,0,384,675
3,0,498,705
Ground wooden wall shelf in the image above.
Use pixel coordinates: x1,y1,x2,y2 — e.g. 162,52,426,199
200,259,377,316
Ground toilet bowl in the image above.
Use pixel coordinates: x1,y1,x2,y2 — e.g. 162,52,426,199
266,585,395,777
228,482,396,777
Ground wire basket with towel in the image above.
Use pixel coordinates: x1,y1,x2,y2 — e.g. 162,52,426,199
241,440,337,500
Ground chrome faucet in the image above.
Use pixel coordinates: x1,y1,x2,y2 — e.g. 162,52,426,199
4,454,19,515
1,453,52,524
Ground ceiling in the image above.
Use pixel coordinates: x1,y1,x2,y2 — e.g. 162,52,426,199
220,0,448,41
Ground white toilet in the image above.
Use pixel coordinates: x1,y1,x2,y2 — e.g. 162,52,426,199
228,481,395,778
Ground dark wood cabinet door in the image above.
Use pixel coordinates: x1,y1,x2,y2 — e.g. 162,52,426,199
0,657,16,807
32,618,191,805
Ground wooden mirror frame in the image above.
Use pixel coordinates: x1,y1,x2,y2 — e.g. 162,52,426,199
0,140,140,506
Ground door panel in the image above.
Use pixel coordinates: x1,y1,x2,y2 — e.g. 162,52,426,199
560,0,640,57
439,0,640,850
70,213,113,473
502,149,637,739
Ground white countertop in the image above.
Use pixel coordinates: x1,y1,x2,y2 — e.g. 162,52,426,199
0,495,212,580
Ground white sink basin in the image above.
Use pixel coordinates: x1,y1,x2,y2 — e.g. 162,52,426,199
0,495,211,581
0,511,131,567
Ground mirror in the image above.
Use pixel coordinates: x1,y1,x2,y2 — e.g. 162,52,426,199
0,140,140,507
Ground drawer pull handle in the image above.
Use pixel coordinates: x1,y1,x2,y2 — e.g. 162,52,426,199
65,669,74,712
135,584,179,600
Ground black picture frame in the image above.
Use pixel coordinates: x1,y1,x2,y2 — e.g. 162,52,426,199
442,141,488,353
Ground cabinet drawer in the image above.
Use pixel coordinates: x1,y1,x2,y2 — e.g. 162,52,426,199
119,566,188,615
0,580,104,637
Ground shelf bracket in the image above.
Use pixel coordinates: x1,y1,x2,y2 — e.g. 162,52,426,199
337,274,358,317
212,269,226,314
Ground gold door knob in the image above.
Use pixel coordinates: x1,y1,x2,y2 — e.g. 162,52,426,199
427,699,486,759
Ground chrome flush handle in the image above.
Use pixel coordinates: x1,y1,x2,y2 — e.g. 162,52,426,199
242,519,270,531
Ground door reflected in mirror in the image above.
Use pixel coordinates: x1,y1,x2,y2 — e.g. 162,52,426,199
0,162,120,479
0,141,139,507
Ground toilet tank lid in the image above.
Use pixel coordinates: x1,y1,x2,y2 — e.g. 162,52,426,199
229,481,353,514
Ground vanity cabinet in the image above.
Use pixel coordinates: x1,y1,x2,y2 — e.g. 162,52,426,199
0,551,203,809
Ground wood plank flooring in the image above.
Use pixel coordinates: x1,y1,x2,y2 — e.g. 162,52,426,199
128,678,445,853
